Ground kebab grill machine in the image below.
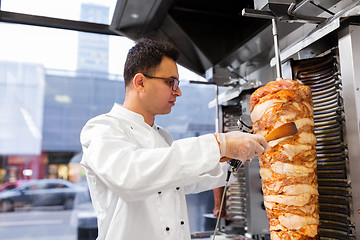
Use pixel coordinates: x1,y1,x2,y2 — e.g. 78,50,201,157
110,0,360,239
207,1,360,239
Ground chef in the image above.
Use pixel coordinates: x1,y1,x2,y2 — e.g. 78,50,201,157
80,37,268,240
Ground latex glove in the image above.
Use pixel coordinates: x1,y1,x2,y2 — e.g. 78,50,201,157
216,132,269,161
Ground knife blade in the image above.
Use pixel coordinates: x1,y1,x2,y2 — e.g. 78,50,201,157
265,122,297,142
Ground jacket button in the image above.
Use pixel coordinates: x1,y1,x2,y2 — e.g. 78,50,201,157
166,227,170,231
180,221,184,225
158,191,161,194
176,187,180,190
157,127,160,130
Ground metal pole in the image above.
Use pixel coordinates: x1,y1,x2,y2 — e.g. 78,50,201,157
215,85,220,133
272,18,282,80
242,9,283,80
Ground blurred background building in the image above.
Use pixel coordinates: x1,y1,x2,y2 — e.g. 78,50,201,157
0,1,216,186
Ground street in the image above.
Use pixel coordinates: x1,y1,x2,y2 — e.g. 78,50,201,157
0,208,78,240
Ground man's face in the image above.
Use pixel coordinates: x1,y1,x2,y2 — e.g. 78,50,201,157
142,56,182,116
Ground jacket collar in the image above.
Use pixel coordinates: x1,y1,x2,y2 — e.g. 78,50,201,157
109,103,146,124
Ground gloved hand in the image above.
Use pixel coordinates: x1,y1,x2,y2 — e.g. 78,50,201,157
216,132,269,161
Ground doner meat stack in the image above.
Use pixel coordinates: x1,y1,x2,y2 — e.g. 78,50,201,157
250,79,319,239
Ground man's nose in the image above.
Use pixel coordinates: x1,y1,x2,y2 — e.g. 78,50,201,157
174,86,182,96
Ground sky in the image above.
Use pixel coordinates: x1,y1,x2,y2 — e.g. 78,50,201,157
0,0,205,81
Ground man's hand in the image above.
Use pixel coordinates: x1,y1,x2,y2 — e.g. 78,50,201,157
215,132,269,161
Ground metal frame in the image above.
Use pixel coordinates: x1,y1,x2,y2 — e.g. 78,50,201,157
269,0,360,67
338,25,360,239
0,10,118,35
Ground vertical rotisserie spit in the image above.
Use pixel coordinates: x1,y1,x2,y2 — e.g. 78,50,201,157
249,79,319,239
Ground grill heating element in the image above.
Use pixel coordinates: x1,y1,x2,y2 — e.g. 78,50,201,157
221,105,249,235
292,52,354,240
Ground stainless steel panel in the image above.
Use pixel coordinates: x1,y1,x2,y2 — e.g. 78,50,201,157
270,0,359,66
254,0,295,11
245,159,269,236
338,25,360,239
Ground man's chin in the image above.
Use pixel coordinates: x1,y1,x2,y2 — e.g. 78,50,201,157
158,108,172,115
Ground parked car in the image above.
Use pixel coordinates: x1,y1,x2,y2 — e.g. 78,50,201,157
0,179,89,212
0,180,30,192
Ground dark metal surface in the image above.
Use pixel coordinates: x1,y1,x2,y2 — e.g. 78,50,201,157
110,0,271,76
0,10,117,35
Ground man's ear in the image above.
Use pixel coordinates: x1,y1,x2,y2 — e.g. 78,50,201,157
132,73,145,92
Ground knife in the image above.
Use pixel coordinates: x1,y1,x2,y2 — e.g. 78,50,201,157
220,122,297,162
265,122,297,141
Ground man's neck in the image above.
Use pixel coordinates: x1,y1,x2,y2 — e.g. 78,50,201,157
123,100,155,126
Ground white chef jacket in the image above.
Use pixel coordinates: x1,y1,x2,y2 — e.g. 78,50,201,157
80,103,227,240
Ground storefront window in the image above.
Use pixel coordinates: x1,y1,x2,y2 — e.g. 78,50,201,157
1,0,118,25
0,1,216,239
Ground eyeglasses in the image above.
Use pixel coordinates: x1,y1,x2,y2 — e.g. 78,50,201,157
142,73,180,91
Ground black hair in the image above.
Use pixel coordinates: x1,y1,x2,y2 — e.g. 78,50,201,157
123,37,180,87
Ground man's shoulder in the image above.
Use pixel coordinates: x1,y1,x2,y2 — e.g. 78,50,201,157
85,110,129,128
84,105,147,131
84,112,112,125
85,104,127,124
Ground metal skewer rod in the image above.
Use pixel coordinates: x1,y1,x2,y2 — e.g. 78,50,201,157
272,18,283,80
242,9,283,80
215,85,220,133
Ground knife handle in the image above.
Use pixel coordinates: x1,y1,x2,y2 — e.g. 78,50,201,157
220,157,232,162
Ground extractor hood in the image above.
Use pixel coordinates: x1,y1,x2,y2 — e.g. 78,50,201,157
110,0,359,84
110,0,270,77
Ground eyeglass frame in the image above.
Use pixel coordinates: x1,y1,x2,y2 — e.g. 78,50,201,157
142,73,180,91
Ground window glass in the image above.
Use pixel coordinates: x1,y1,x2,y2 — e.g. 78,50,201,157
0,183,16,191
48,183,66,189
1,0,118,25
0,8,215,240
24,184,38,191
